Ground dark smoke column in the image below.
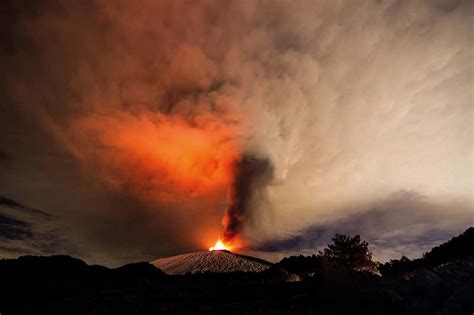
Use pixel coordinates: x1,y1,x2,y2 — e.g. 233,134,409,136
222,155,273,244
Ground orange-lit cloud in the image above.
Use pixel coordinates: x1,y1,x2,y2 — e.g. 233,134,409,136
69,110,242,202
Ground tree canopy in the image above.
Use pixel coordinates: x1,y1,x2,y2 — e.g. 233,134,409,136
320,234,378,272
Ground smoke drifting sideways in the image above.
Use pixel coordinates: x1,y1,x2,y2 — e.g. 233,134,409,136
222,156,273,247
0,0,473,265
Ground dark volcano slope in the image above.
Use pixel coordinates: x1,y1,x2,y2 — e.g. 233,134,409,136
380,226,474,275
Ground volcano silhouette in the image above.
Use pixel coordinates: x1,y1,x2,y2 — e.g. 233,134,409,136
151,250,272,275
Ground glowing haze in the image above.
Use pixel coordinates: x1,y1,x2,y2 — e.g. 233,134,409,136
0,0,472,266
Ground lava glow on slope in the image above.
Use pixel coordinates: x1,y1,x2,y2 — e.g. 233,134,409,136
209,239,232,251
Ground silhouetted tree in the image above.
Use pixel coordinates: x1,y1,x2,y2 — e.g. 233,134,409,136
320,234,378,272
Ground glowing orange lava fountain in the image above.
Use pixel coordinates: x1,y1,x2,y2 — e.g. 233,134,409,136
209,239,232,251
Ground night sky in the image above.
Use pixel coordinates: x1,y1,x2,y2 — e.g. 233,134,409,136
0,0,472,266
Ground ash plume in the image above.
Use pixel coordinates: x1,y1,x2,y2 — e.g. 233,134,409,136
222,156,273,244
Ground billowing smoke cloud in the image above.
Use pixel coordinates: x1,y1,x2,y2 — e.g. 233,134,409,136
222,155,273,245
0,0,472,265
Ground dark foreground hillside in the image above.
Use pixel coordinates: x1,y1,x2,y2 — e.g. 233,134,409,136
0,228,473,315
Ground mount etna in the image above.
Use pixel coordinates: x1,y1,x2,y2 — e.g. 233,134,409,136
152,250,272,275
